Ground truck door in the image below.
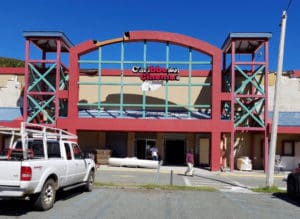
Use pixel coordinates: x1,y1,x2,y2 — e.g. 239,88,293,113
64,143,79,185
71,143,86,181
65,143,86,183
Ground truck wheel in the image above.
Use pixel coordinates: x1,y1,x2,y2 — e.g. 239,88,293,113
84,170,94,192
33,179,56,211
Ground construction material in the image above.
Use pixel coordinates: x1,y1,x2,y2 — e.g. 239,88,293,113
237,157,252,171
108,157,158,169
96,149,111,165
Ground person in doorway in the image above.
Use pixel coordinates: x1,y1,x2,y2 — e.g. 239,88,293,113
184,149,194,177
157,152,163,166
150,144,158,160
154,152,163,183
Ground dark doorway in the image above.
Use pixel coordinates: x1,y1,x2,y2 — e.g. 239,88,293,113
165,139,185,165
106,133,127,157
136,139,156,159
136,140,146,159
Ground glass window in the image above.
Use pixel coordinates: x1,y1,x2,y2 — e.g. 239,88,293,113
47,141,61,158
29,140,44,157
72,143,82,159
64,143,72,160
135,139,156,160
282,141,294,156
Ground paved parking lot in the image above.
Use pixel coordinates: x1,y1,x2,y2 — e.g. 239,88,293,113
0,166,294,219
1,187,299,219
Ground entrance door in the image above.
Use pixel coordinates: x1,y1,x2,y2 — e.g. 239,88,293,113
294,142,300,168
136,139,156,159
199,138,210,167
106,133,127,157
165,140,185,165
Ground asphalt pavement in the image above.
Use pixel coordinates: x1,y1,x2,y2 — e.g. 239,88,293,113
95,165,288,192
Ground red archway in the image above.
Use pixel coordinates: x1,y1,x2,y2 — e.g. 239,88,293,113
63,30,223,171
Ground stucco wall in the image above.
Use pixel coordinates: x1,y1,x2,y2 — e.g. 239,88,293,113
0,76,22,107
268,74,300,111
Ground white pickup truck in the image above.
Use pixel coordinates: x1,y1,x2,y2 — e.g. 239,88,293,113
0,123,96,211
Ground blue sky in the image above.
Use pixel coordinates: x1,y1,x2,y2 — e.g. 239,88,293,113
1,0,299,71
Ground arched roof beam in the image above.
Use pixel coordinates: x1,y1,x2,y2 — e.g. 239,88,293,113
72,30,221,57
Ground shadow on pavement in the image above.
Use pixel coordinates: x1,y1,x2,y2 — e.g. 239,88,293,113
0,199,32,216
0,187,84,216
272,192,300,207
177,173,248,188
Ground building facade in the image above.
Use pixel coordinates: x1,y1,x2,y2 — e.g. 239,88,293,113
1,31,300,171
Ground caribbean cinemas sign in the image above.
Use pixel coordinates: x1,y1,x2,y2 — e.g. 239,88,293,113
131,65,180,81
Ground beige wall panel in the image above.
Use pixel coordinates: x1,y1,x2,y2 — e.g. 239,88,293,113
294,142,300,168
79,76,211,107
199,138,209,165
167,86,188,106
0,75,24,88
18,76,25,86
268,73,276,86
191,87,211,107
122,76,140,84
101,76,121,104
0,75,13,87
252,134,264,169
79,84,99,103
127,132,135,157
79,76,98,102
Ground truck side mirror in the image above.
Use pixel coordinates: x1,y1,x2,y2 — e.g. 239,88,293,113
82,152,94,159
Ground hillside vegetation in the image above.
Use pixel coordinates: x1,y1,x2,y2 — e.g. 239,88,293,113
0,57,24,67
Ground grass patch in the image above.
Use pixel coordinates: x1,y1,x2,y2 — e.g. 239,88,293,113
140,184,216,192
251,186,285,193
95,182,216,192
95,182,117,187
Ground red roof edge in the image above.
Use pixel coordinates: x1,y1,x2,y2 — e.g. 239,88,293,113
0,67,25,75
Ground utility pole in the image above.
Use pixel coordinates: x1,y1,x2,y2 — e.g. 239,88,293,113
266,10,287,187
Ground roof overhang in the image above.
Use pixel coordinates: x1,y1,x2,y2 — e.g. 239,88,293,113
23,31,73,52
222,32,272,54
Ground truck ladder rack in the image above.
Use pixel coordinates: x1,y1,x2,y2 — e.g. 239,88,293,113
21,122,77,141
0,123,77,160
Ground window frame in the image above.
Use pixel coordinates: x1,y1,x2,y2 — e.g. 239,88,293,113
282,140,294,156
72,143,83,159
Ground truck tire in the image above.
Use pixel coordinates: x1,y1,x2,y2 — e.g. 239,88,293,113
33,178,56,211
84,170,94,192
287,176,296,198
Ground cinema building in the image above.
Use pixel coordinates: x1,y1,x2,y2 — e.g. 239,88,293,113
1,30,300,171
